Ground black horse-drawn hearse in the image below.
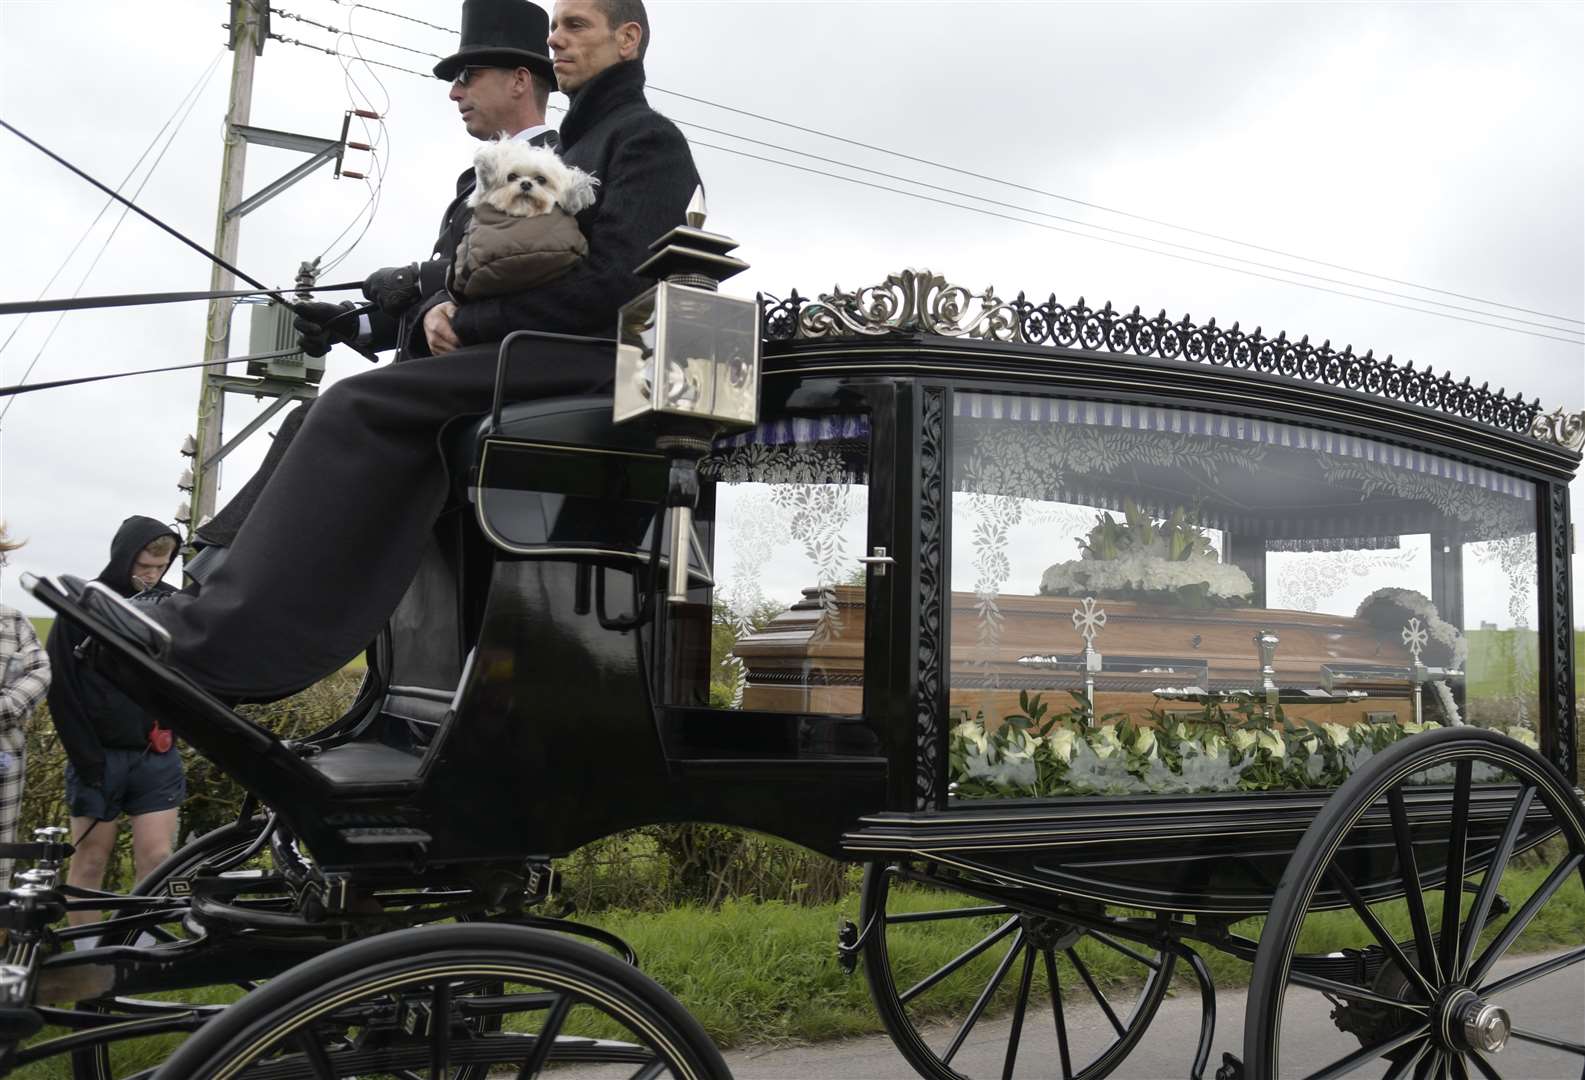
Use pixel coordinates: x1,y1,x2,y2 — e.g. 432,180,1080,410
8,222,1584,1079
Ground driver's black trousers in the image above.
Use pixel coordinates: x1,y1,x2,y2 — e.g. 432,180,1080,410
154,339,612,700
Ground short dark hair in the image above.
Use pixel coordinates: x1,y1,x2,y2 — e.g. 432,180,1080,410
593,0,649,61
529,70,553,111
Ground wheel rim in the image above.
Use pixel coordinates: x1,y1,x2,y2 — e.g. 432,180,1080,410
1246,727,1585,1079
154,926,723,1080
861,860,1175,1079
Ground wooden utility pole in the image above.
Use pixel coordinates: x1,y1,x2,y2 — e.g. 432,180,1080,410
188,0,264,537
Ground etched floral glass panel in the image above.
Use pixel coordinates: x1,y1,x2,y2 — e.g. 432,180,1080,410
945,394,1540,798
696,416,870,714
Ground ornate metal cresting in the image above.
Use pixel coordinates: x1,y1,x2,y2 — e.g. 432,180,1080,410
762,270,1547,435
1529,406,1585,451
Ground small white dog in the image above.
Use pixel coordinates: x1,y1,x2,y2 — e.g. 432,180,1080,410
468,137,598,217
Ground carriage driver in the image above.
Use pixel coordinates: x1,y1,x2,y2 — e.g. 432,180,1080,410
107,0,701,700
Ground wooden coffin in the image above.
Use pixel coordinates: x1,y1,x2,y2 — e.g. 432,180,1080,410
734,585,1422,726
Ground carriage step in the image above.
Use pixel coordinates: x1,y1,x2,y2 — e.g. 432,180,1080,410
1214,1052,1244,1080
336,827,433,847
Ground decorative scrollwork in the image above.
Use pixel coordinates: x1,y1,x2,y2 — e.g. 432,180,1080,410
776,268,1021,343
761,272,1552,435
916,388,946,810
1529,407,1585,451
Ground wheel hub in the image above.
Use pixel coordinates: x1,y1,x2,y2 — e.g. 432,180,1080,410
1438,987,1511,1054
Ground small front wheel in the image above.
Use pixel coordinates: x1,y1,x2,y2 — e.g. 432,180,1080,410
154,923,730,1079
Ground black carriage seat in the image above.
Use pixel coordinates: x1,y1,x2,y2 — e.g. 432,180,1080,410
294,396,668,794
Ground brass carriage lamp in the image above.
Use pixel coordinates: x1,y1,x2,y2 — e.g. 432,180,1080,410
614,189,760,428
615,189,761,603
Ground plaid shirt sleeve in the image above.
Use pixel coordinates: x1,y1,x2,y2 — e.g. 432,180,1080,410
0,606,50,732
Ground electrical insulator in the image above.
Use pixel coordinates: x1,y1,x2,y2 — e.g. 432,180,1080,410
177,468,195,492
347,141,372,151
352,109,382,120
175,501,192,525
180,435,197,457
342,171,367,180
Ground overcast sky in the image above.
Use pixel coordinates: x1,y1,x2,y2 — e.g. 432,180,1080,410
1,0,1581,624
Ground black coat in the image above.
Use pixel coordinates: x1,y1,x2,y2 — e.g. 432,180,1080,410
450,59,701,344
46,516,178,779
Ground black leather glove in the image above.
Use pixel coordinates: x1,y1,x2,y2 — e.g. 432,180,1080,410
292,300,360,358
363,263,421,317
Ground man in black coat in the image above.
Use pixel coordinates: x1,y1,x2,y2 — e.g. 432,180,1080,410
195,0,563,551
149,0,700,699
46,516,185,912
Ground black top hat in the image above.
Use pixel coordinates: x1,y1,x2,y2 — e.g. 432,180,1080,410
433,0,553,82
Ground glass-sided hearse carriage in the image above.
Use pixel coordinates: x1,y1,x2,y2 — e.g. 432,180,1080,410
7,248,1584,1079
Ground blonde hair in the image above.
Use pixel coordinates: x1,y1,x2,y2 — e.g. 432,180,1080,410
143,535,178,560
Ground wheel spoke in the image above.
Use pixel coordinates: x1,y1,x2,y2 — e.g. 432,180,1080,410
1089,931,1163,971
1042,948,1074,1080
1327,864,1437,1001
1439,761,1474,978
1067,945,1125,1037
293,1029,338,1080
1305,1022,1431,1080
1389,787,1444,986
1413,1048,1441,1080
1459,785,1535,981
1508,1026,1585,1056
1466,1050,1505,1080
1001,944,1037,1080
1479,944,1585,997
1450,1054,1472,1080
1383,1039,1433,1080
1289,970,1430,1015
1467,855,1584,985
515,992,572,1079
629,1059,669,1080
887,904,1016,924
431,981,452,1079
900,917,1020,1004
942,930,1024,1065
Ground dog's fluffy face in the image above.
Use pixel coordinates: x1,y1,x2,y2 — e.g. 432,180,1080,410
468,138,598,217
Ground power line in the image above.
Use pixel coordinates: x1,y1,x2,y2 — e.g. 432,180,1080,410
270,7,441,58
327,0,455,37
269,31,432,79
684,138,1584,348
0,51,226,428
662,112,1581,339
647,85,1585,328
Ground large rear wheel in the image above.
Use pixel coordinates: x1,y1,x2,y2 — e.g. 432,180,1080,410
1245,726,1585,1079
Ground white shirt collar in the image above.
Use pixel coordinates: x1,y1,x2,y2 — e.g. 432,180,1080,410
509,124,555,144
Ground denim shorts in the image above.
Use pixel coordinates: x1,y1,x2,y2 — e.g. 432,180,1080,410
65,746,186,820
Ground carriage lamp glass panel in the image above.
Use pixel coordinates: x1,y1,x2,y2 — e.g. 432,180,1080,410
943,393,1540,800
614,282,760,428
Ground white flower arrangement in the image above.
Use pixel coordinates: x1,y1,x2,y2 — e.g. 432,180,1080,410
1039,501,1254,606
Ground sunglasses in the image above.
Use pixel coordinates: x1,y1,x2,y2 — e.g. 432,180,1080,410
452,66,503,87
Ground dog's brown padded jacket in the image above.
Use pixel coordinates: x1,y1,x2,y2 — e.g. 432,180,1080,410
451,204,588,300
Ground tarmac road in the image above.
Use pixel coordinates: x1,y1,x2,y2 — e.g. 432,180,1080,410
709,949,1582,1080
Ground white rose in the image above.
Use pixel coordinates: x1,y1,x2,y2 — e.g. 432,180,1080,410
1046,727,1076,763
1132,727,1157,757
1298,733,1319,756
1230,729,1258,753
1091,725,1122,760
1321,723,1351,748
1506,726,1539,750
1201,733,1226,758
1256,730,1286,759
1001,728,1035,762
952,721,988,755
